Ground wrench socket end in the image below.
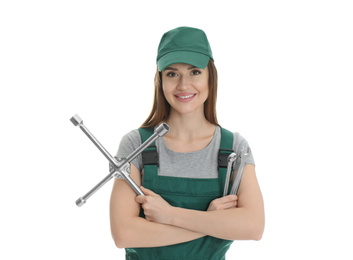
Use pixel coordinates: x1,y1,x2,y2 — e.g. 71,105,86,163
76,197,86,207
155,123,170,137
70,114,83,126
227,153,237,162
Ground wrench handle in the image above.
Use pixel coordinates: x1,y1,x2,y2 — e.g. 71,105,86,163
76,172,114,207
125,174,144,196
76,169,144,207
223,153,236,196
230,162,245,195
78,123,118,167
223,166,232,196
125,123,169,163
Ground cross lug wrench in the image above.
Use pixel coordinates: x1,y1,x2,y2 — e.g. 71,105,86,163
71,114,169,207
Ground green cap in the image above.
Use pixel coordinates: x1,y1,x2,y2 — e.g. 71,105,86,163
156,27,214,71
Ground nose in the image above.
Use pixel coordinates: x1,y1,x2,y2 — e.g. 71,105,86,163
177,75,189,90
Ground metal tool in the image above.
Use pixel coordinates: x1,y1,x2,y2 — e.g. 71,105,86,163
223,153,237,196
70,114,169,207
230,147,251,195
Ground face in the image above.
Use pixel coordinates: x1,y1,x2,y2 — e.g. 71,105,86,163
162,63,209,117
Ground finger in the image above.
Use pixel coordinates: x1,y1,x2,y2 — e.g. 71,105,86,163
135,195,147,204
140,186,156,196
222,195,238,203
221,200,238,209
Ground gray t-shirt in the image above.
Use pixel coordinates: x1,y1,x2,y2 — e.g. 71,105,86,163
116,126,255,181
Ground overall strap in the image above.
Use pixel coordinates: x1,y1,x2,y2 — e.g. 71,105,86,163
218,128,234,195
138,127,154,144
218,128,234,168
138,127,158,178
138,127,234,171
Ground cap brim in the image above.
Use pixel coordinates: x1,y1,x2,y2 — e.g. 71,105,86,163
157,51,210,71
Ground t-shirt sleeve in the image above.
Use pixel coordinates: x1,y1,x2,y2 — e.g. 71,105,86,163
115,129,143,172
232,132,255,171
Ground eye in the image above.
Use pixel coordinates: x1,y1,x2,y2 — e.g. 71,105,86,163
166,72,178,77
191,70,201,76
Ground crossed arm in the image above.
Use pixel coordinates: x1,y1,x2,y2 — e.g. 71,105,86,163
110,164,264,249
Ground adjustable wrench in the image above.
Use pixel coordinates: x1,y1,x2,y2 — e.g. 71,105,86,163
230,147,251,195
223,153,237,196
71,114,169,206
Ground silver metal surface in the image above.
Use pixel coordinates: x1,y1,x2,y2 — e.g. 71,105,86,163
71,114,170,206
76,197,86,207
223,153,237,196
230,147,251,195
75,171,115,207
125,123,169,163
70,114,117,167
70,114,82,126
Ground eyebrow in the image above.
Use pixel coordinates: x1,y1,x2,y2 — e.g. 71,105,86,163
164,65,198,71
164,67,177,71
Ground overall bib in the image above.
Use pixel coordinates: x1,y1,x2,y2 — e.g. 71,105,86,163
125,128,234,260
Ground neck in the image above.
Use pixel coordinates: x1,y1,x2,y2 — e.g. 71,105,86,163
165,110,215,139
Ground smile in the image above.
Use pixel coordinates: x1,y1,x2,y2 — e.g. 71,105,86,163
174,93,196,102
177,94,195,99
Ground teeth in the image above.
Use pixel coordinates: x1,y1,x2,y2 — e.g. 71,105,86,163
178,94,194,99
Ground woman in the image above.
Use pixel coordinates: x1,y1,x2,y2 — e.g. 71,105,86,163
110,26,264,260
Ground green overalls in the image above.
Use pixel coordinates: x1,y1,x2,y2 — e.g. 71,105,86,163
125,127,234,260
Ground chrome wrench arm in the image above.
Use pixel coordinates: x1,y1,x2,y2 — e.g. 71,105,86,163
71,114,170,206
230,147,251,195
223,153,237,196
76,158,137,206
76,170,115,206
71,116,116,166
230,163,245,195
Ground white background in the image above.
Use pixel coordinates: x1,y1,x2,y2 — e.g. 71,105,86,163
1,0,352,259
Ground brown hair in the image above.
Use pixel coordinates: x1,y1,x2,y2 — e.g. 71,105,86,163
141,59,219,128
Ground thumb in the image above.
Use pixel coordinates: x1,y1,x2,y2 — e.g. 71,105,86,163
135,195,146,204
140,186,156,196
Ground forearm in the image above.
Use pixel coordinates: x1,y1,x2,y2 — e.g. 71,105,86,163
131,165,264,242
111,179,204,249
110,168,205,248
169,207,264,241
113,215,204,248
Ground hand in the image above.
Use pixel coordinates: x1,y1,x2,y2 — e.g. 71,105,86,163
207,195,238,211
135,186,173,225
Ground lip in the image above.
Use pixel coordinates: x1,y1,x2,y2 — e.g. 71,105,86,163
174,93,197,103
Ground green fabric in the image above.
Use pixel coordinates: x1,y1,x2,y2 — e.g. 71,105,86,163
126,127,234,260
157,26,214,71
219,128,234,195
